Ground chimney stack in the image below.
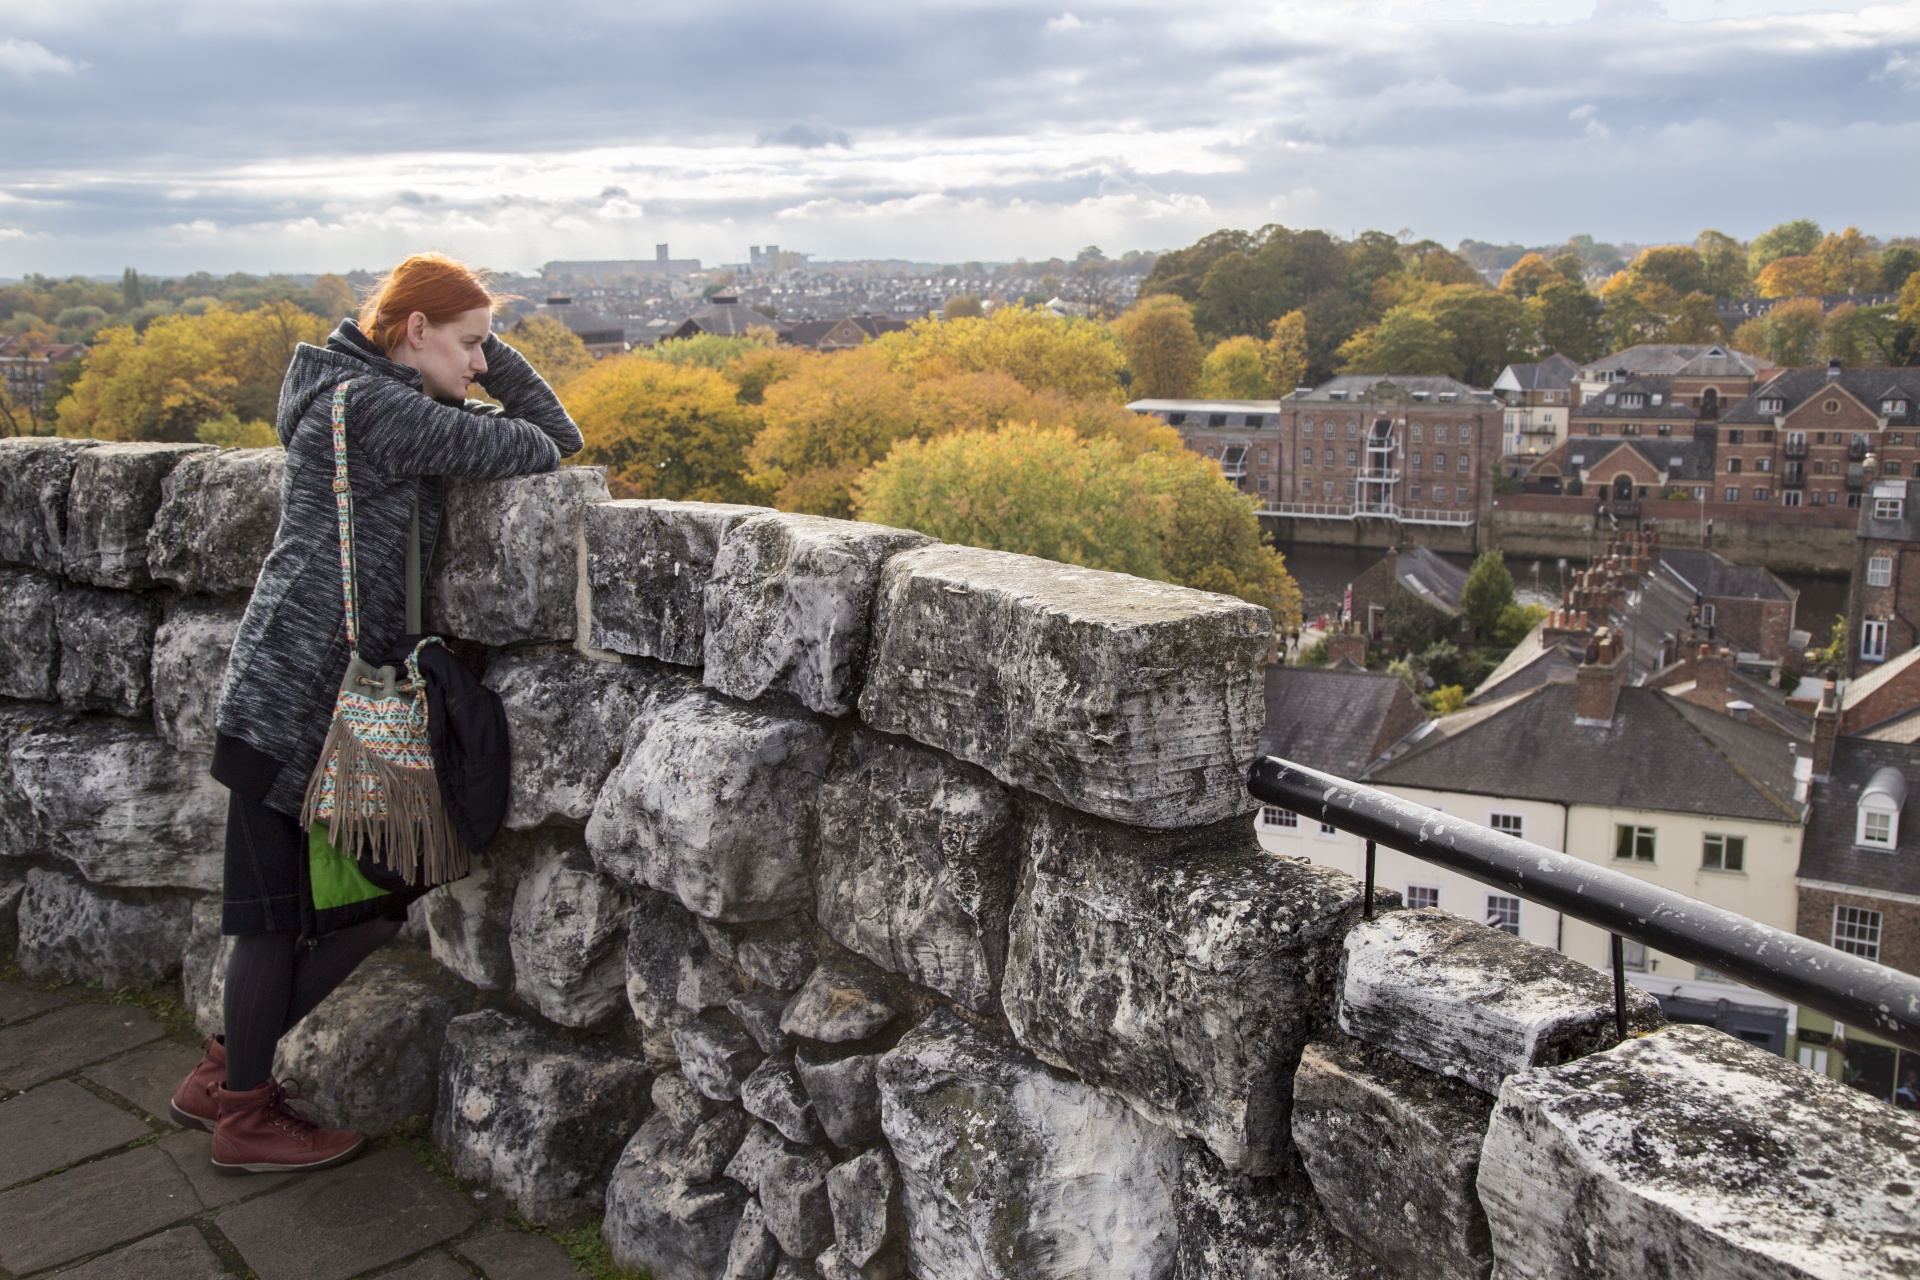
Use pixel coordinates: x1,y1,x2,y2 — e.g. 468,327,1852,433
1696,644,1733,704
1826,357,1843,382
1811,681,1840,779
1575,627,1628,726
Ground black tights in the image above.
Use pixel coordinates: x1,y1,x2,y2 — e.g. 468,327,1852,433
221,919,402,1091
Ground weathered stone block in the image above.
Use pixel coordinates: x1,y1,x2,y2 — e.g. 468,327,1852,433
815,731,1016,1012
274,952,470,1134
587,690,829,922
878,1012,1181,1280
428,467,610,646
827,1147,899,1267
421,826,542,991
780,955,896,1046
0,867,23,958
145,447,284,595
1338,908,1662,1095
14,867,193,988
150,598,243,752
510,835,632,1027
816,1242,906,1280
604,1075,750,1280
794,1045,882,1149
0,703,49,862
0,436,89,573
741,1051,824,1145
1003,805,1367,1175
435,1008,652,1225
484,650,661,829
676,1012,765,1102
730,992,792,1055
56,586,160,718
0,570,60,700
62,443,215,588
1291,1036,1493,1280
1171,1139,1383,1280
1480,1024,1920,1280
586,498,770,664
627,888,707,1068
858,544,1268,829
724,1199,781,1280
8,716,224,890
702,513,932,716
726,1121,834,1260
704,914,817,994
180,895,233,1037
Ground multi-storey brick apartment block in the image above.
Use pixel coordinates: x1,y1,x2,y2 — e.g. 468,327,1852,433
1574,343,1773,422
1846,475,1920,675
1718,363,1920,515
1131,375,1502,533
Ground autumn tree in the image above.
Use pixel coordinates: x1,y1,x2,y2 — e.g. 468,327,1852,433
1199,336,1269,398
1113,295,1203,399
1262,311,1309,395
943,295,984,319
566,356,770,504
1813,227,1884,295
723,346,813,405
311,274,358,320
1731,297,1826,366
1756,255,1826,299
747,348,920,516
852,423,1301,629
649,330,779,371
1695,230,1750,298
1499,254,1555,300
1748,219,1822,276
1881,246,1920,294
1336,308,1460,378
504,315,594,388
1528,280,1605,362
876,304,1124,400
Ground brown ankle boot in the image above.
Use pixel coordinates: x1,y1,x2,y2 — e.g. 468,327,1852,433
168,1036,226,1132
211,1079,364,1175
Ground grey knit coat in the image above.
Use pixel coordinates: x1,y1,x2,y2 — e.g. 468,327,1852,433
215,320,583,816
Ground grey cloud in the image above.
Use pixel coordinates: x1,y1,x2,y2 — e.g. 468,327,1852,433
758,117,852,149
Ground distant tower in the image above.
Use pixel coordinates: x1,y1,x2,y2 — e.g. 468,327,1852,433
656,243,669,265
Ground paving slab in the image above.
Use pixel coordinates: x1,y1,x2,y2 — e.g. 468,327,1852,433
83,1040,206,1121
157,1128,295,1208
44,1224,228,1280
216,1146,480,1280
0,1144,200,1275
377,1252,475,1280
457,1229,584,1278
0,1003,165,1090
0,1079,150,1188
0,979,69,1025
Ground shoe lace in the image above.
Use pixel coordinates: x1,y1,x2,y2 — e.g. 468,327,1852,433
267,1080,321,1143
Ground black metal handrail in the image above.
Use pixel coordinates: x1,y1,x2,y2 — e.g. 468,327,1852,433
1249,756,1920,1054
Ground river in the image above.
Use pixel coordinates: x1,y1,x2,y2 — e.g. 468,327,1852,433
1276,542,1849,636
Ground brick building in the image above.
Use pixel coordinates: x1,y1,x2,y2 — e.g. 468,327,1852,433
0,336,87,431
1844,475,1920,675
1575,343,1773,421
1123,398,1283,502
1715,362,1920,514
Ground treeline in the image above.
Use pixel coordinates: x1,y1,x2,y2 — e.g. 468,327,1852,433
1131,220,1920,393
1,270,357,347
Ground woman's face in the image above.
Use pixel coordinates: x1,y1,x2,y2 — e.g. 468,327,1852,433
393,306,492,400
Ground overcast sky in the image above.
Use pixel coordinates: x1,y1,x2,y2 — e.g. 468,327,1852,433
1,0,1916,276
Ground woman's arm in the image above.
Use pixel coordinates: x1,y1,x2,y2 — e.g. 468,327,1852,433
346,340,584,479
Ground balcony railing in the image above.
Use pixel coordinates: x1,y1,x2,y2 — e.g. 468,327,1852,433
1784,438,1809,458
1248,756,1920,1053
1259,500,1476,528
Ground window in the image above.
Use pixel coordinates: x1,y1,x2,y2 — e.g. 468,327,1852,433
1489,813,1524,838
1459,426,1471,444
1318,821,1338,836
1727,457,1742,474
1167,412,1186,426
1258,476,1270,492
1409,484,1422,501
1486,895,1521,935
1456,486,1470,503
1411,452,1422,470
1259,447,1269,464
1724,486,1740,502
1434,452,1447,471
1412,423,1424,442
1247,416,1266,430
1863,619,1889,662
1754,488,1770,502
1323,423,1335,439
1303,448,1314,466
1889,461,1906,477
1849,493,1863,508
1621,940,1648,972
1756,457,1772,473
1875,496,1905,520
1862,809,1893,845
1702,834,1745,872
1726,429,1744,445
1346,450,1358,467
1322,480,1335,498
1457,454,1470,472
1208,414,1226,427
1884,399,1909,416
1436,424,1450,443
1700,603,1717,627
1260,807,1298,829
1869,556,1894,587
1615,824,1656,862
1299,477,1313,496
1406,885,1440,911
1759,397,1785,414
1784,491,1803,507
1832,905,1882,961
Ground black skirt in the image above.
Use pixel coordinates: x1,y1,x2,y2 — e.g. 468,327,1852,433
221,790,424,937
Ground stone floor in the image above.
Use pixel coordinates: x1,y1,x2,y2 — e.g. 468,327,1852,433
0,979,592,1280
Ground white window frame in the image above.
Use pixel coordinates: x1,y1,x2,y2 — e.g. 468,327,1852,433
1486,895,1522,935
1868,556,1894,587
1261,807,1298,829
1831,904,1882,961
1859,805,1896,848
1489,812,1524,838
1405,885,1440,911
1874,496,1905,520
1862,619,1889,663
1317,821,1339,837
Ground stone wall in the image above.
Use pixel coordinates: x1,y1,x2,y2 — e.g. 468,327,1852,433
3,436,1915,1280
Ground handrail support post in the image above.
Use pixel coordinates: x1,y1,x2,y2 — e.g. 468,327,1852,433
1363,839,1376,920
1610,932,1627,1040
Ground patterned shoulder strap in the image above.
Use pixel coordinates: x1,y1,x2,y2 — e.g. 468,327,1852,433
331,380,361,649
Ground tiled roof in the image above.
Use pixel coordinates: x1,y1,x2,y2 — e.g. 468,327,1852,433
1582,344,1770,379
1394,546,1468,612
1856,477,1920,542
1258,667,1420,778
1468,624,1580,704
1800,738,1920,897
1718,366,1920,426
1496,353,1579,392
1367,683,1802,822
1573,376,1697,421
1660,549,1796,603
1290,375,1494,403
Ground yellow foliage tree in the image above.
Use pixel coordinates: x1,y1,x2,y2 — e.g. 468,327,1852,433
1813,227,1884,295
723,345,814,405
1262,311,1309,396
565,356,770,504
504,316,595,389
57,301,331,441
1113,294,1203,399
1499,254,1556,300
311,274,359,320
873,304,1124,400
747,348,920,516
1199,336,1268,399
853,423,1301,629
1756,255,1825,299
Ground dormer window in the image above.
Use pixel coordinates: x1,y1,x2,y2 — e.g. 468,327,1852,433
1885,399,1909,416
1604,393,1618,406
1857,766,1906,849
1760,397,1786,414
1875,496,1905,520
1651,393,1663,406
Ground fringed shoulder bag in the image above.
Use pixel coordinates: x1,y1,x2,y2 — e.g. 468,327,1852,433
300,379,470,889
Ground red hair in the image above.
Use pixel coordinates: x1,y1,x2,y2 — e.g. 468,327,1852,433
358,253,508,353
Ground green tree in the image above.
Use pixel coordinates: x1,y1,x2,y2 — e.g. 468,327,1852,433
1423,287,1524,386
1114,295,1204,399
1384,591,1453,654
1336,308,1460,377
1496,602,1549,645
1878,246,1920,294
120,268,143,310
1199,336,1269,398
1528,280,1604,361
1695,230,1751,298
1459,550,1515,639
1749,219,1822,275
